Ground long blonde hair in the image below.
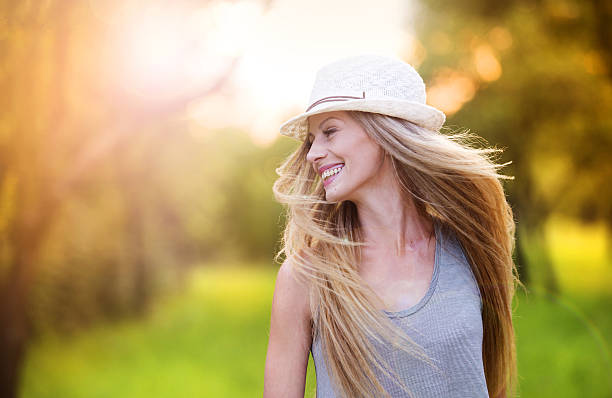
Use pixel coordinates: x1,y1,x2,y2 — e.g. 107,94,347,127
273,110,522,398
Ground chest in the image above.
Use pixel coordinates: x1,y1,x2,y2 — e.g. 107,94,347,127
358,242,436,312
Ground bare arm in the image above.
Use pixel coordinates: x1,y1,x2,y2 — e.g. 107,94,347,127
263,259,313,398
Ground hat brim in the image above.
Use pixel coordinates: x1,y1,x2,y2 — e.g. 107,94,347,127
279,99,446,141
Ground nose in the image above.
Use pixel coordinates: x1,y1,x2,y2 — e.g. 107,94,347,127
306,137,326,165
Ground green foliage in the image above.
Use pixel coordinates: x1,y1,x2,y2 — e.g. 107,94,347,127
27,126,300,334
416,0,612,227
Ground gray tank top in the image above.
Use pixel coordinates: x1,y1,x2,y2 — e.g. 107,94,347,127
311,220,489,397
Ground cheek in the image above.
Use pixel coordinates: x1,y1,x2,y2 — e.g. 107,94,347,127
362,145,384,169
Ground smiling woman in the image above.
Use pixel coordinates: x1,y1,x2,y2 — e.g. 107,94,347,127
306,112,385,200
264,55,521,398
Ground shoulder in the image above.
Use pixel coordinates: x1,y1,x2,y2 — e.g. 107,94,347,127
272,257,312,324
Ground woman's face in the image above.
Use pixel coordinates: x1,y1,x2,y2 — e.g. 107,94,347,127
306,111,386,203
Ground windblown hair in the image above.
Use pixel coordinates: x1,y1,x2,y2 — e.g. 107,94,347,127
272,110,522,398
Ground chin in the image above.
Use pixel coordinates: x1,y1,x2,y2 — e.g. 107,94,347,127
324,186,347,203
324,190,338,202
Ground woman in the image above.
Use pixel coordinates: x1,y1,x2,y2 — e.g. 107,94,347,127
264,55,521,398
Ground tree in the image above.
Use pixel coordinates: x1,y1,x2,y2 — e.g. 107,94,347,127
0,1,274,396
412,0,612,291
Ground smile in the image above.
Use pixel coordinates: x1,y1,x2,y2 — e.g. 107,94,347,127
322,164,344,183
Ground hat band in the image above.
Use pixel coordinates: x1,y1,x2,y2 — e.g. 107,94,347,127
305,92,366,112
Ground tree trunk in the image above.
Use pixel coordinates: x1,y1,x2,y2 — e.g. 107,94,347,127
606,211,612,262
511,197,559,294
519,219,560,295
0,284,30,398
0,243,37,398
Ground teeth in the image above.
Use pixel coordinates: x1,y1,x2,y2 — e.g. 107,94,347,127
322,165,344,180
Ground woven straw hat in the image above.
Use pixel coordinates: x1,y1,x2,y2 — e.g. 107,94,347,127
279,54,446,141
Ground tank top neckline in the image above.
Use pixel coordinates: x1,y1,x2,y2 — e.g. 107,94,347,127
382,219,442,319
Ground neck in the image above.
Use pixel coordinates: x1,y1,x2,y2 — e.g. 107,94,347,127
351,165,433,257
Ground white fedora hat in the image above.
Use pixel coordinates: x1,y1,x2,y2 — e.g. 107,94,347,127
279,54,446,141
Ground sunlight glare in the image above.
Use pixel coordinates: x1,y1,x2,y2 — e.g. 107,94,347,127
206,1,263,57
117,1,262,97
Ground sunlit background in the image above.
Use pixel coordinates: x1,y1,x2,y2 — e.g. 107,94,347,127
1,0,611,397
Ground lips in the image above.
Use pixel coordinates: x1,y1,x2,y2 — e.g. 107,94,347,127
321,165,344,188
321,164,344,181
318,162,344,175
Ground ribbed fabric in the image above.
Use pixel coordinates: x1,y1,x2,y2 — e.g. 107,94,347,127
311,221,489,397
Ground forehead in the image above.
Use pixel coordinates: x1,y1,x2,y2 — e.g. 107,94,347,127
307,111,348,131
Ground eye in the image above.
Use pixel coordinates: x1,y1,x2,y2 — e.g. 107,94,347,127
323,128,337,136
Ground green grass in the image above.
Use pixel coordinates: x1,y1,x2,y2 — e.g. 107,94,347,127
515,216,612,396
21,264,317,398
514,290,612,397
20,218,612,397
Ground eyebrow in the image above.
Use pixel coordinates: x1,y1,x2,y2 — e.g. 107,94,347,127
306,117,341,139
